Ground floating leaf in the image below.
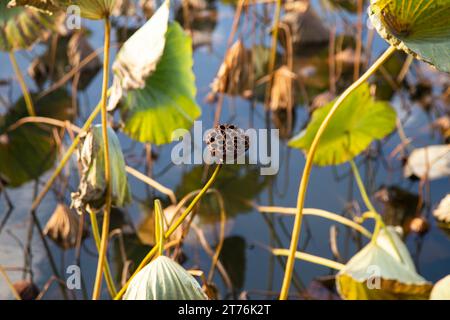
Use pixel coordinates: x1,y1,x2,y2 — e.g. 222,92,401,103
115,21,201,145
369,0,450,72
336,227,433,300
0,89,72,187
123,256,207,300
0,0,54,51
8,0,118,19
430,275,450,300
288,83,397,166
70,125,131,215
404,145,450,180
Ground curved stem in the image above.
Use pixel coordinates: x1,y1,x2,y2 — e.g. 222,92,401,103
272,248,345,271
350,160,377,213
92,18,112,300
9,51,36,117
279,45,397,300
114,164,223,300
89,211,117,298
256,205,372,239
154,200,165,257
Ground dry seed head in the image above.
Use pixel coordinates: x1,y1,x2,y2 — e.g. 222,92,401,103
205,124,249,163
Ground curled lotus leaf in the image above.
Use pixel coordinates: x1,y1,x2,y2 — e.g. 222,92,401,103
368,0,450,72
336,227,433,300
70,125,131,214
123,256,208,300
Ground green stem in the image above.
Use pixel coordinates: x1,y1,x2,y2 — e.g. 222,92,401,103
9,51,36,117
92,18,112,300
89,211,117,298
114,164,223,300
350,160,377,213
279,45,397,300
154,200,165,257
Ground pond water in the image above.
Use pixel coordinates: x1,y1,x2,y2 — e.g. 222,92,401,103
0,0,449,299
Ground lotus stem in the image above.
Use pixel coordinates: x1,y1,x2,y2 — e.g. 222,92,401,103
114,164,223,300
272,248,345,271
350,160,377,214
279,45,397,300
256,205,372,239
0,266,21,300
92,18,112,300
89,211,117,298
154,200,165,257
8,51,36,117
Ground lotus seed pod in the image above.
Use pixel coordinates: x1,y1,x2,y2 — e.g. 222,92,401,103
71,125,131,215
123,256,208,300
205,124,249,163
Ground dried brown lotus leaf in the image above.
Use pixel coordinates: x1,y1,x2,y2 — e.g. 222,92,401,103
270,65,296,111
209,40,254,98
44,204,84,249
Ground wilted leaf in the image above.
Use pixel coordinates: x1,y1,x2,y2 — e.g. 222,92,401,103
0,0,54,51
336,227,432,300
288,83,397,166
430,275,450,300
369,0,450,72
116,21,201,145
404,145,450,180
123,256,208,300
70,125,131,215
44,204,85,249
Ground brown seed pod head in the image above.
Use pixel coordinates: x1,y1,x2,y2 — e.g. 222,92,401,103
205,124,249,163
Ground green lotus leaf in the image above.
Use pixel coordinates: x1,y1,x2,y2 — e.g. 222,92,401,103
123,256,208,300
369,0,450,72
70,125,131,214
117,22,201,145
0,0,54,51
8,0,118,19
288,83,397,166
336,227,433,300
0,89,72,187
430,275,450,300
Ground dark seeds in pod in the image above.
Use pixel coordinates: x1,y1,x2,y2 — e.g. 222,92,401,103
205,124,250,162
